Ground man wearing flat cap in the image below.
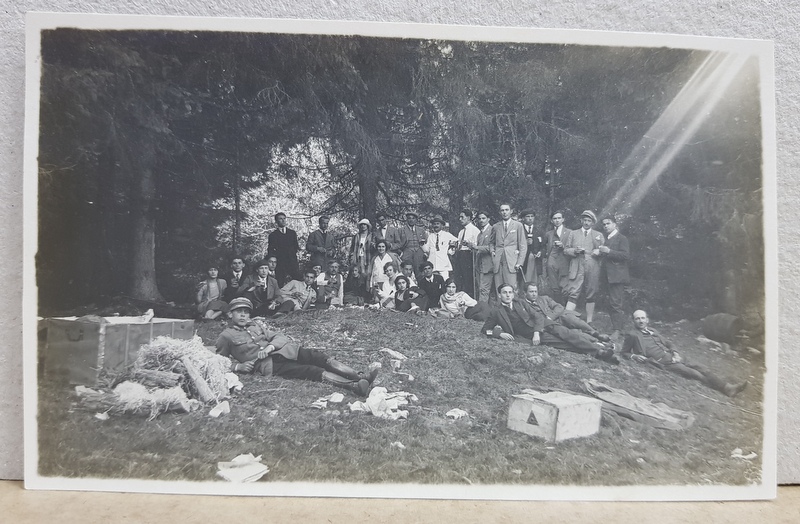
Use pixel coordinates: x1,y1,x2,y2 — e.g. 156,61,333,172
400,211,428,280
563,209,605,325
422,214,458,279
519,209,543,292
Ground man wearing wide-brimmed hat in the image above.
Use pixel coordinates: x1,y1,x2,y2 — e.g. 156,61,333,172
422,214,458,280
563,209,605,324
400,210,428,280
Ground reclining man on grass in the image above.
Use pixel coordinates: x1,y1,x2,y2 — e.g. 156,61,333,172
216,297,380,396
622,309,748,397
482,283,619,364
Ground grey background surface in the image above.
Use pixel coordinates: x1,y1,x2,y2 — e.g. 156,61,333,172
1,0,795,484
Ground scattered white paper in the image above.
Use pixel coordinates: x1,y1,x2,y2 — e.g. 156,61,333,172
225,372,244,392
348,387,416,420
380,348,408,360
209,401,230,418
94,412,109,421
391,441,406,449
216,453,269,482
446,408,468,420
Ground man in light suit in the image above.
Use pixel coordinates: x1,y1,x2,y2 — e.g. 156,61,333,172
563,210,605,324
490,203,527,295
542,210,571,303
466,210,494,303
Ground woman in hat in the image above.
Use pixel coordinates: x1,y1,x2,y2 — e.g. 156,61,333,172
349,218,375,300
196,265,228,320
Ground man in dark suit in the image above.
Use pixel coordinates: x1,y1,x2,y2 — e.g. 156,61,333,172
306,215,337,270
519,209,543,292
237,257,281,316
222,256,246,302
490,203,527,294
599,215,631,337
481,283,618,363
417,261,446,311
267,212,300,286
374,212,404,258
542,210,571,303
467,210,494,303
623,310,747,396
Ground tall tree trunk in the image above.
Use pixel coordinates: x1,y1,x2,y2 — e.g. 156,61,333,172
127,136,164,301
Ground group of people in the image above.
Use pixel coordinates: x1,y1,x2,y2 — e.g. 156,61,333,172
204,205,747,399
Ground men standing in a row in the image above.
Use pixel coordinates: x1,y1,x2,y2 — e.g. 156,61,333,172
563,210,604,324
267,212,300,286
454,209,479,298
542,210,571,303
519,209,542,292
374,212,404,258
401,211,428,280
491,203,527,295
423,215,457,279
598,215,630,337
306,215,337,270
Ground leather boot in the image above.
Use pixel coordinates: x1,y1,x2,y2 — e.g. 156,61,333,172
324,358,361,381
321,371,370,396
594,344,619,365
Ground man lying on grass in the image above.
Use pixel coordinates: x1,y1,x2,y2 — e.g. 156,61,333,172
482,283,619,364
216,297,380,396
623,309,748,397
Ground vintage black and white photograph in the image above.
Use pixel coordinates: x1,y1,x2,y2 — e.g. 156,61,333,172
24,14,777,500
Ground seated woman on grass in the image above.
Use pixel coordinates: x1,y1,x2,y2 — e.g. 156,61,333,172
393,275,428,314
196,265,228,320
216,297,380,396
428,278,490,321
370,262,399,309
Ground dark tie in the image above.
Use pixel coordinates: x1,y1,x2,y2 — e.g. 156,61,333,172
584,229,588,237
436,233,440,251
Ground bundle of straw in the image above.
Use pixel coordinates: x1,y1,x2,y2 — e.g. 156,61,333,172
135,335,232,402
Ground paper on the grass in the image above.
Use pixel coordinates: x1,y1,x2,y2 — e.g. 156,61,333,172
380,348,408,360
216,453,269,483
348,387,416,420
446,408,468,419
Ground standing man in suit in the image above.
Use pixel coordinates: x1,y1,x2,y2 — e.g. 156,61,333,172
267,212,300,287
453,209,480,299
598,215,631,338
490,203,527,295
374,212,404,258
306,215,337,271
400,211,428,280
542,210,571,303
519,209,543,292
467,210,494,303
563,210,605,324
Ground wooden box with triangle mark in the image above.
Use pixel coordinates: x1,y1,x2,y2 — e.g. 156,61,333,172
507,390,602,442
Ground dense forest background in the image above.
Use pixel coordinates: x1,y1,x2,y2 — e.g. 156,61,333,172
36,29,764,323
